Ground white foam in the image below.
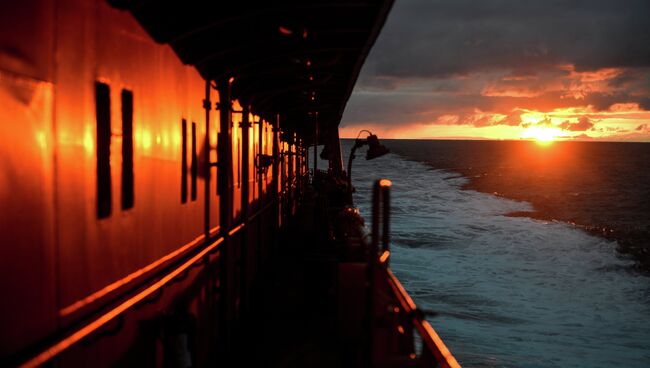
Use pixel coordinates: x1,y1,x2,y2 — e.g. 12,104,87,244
345,142,650,368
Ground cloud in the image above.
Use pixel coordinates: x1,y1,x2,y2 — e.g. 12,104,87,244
604,127,629,133
434,114,460,124
636,123,649,131
559,117,595,131
501,111,524,126
342,0,650,141
572,133,594,140
462,109,508,127
583,92,650,111
361,0,650,81
522,117,553,128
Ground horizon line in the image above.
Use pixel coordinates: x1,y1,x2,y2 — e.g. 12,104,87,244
339,136,650,143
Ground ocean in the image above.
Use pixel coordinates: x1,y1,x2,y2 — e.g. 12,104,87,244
338,139,650,368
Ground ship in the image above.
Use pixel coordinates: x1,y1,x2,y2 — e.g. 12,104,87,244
0,1,459,367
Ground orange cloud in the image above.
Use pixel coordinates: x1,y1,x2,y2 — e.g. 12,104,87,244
344,62,650,142
609,103,642,112
481,85,543,98
462,109,508,127
560,65,624,99
569,67,622,82
434,114,460,124
558,116,595,131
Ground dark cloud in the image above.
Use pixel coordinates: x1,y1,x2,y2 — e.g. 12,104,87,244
636,124,648,131
362,0,650,81
607,68,649,89
342,87,489,126
559,117,595,131
584,92,650,111
343,86,579,127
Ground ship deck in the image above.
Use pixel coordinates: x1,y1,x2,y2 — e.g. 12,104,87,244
232,194,354,367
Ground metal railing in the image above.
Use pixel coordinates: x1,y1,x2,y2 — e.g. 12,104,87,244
15,199,279,368
370,178,461,368
372,179,392,266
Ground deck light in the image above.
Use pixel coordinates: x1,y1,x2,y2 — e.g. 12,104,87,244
347,130,389,201
365,133,389,160
278,26,293,36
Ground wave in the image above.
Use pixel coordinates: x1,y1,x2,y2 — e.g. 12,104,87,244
346,147,650,368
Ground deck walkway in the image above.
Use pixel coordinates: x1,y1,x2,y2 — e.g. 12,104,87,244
231,195,364,367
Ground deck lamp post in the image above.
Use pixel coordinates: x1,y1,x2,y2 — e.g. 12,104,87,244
347,130,390,202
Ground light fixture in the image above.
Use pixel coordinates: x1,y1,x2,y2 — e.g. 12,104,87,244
347,130,389,201
278,26,293,36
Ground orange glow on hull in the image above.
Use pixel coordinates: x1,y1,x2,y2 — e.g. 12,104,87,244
59,233,206,317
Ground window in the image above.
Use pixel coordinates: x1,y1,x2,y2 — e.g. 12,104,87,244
191,122,197,201
121,89,134,210
96,82,112,218
181,119,188,203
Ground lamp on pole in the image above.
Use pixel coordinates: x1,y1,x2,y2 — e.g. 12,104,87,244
347,130,390,202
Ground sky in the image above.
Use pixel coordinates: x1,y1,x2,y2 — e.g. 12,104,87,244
340,0,650,141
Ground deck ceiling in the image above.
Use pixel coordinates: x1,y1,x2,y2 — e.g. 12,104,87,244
111,0,393,141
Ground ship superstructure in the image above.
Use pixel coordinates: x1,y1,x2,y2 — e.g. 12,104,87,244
0,1,458,366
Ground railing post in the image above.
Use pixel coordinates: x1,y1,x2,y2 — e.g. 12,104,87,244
257,117,264,269
240,106,250,315
368,178,392,366
313,113,318,175
371,181,381,255
373,179,392,266
380,179,391,260
217,77,233,356
367,181,379,367
272,114,280,242
203,80,212,240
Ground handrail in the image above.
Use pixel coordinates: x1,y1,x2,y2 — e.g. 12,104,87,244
387,269,461,368
370,178,460,367
367,178,392,366
15,198,277,367
20,236,226,368
59,200,276,320
58,233,206,318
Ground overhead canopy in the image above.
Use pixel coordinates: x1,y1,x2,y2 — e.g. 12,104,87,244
110,0,393,142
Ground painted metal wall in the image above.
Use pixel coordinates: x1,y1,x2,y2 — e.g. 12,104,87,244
0,0,57,356
52,0,211,321
0,0,307,364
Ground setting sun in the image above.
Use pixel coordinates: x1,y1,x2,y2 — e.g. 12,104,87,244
522,126,562,145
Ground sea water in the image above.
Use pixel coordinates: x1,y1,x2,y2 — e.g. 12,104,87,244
334,140,650,368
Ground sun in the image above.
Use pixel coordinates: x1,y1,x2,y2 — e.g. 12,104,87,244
522,126,561,145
